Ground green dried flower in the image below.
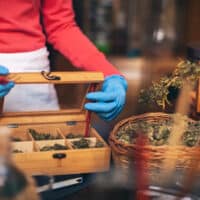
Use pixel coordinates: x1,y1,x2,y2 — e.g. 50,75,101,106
29,129,61,140
11,137,22,142
139,60,200,109
72,138,90,149
116,115,200,147
13,149,23,153
66,133,83,139
40,143,68,151
95,141,104,148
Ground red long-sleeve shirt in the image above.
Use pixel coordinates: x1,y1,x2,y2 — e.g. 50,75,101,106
0,0,120,76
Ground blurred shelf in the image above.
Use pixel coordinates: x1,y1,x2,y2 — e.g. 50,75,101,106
108,56,180,75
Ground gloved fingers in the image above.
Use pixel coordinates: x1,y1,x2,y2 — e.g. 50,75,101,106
0,82,15,90
86,91,116,102
84,101,116,113
87,75,127,121
0,82,15,97
97,94,126,121
0,66,9,75
0,91,10,97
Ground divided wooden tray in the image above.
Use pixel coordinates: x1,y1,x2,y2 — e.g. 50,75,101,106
0,72,111,176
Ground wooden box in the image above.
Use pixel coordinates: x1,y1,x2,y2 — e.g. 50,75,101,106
0,72,110,176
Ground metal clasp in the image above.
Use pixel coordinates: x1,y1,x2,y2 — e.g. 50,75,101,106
41,71,61,81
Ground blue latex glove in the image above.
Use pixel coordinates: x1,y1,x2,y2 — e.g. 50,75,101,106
0,65,14,97
84,75,128,121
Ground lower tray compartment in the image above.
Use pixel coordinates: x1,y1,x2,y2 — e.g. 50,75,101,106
11,123,110,175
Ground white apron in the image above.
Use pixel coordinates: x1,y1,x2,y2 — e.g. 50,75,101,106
0,48,83,191
0,47,59,112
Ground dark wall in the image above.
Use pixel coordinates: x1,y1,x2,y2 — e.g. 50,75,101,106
73,0,84,29
186,0,200,43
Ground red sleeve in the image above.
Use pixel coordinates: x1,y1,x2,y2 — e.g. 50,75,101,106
41,0,121,77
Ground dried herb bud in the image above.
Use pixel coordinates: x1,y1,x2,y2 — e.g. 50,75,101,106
53,143,68,150
29,129,61,140
66,133,83,139
40,146,53,151
116,115,200,147
95,141,104,148
13,149,23,153
183,131,199,147
11,137,22,142
72,138,90,149
185,139,196,147
40,143,68,151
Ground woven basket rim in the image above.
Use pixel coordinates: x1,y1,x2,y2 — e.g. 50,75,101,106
109,112,196,149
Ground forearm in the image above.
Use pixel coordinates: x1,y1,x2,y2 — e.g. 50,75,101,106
41,0,121,77
49,26,121,76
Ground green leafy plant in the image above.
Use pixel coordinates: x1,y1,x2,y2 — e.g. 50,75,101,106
139,60,200,109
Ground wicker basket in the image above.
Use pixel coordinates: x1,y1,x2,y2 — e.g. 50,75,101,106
109,112,200,183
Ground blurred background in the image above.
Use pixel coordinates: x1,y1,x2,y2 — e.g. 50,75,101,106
49,0,200,140
1,1,200,200
41,1,200,199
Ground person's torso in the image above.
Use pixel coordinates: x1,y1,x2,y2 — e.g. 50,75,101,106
0,0,45,53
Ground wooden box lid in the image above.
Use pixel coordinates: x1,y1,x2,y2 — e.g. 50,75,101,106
0,71,104,125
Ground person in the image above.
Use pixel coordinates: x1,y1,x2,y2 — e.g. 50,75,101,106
0,0,127,199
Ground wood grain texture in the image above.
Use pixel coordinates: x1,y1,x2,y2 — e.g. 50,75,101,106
13,148,110,176
8,72,104,84
0,71,104,122
11,125,110,176
0,112,86,125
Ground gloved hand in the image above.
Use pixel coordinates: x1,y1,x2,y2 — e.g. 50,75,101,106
84,75,128,121
0,65,14,97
